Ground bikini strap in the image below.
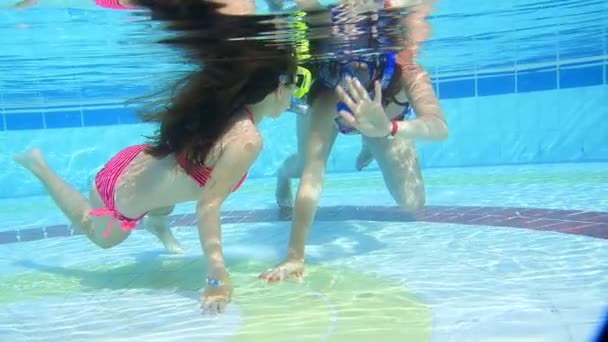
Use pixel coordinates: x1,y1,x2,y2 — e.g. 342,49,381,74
244,108,255,124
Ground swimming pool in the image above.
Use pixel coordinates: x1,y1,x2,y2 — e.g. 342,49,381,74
1,0,607,341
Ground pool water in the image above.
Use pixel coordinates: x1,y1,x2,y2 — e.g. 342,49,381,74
1,0,608,341
1,164,607,341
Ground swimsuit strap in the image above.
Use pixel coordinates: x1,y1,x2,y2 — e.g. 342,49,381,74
89,208,140,238
244,108,255,124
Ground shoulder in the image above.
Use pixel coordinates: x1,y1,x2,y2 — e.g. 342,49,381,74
224,117,263,154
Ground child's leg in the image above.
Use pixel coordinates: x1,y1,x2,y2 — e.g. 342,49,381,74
275,114,308,210
145,206,185,254
14,148,130,249
275,154,304,209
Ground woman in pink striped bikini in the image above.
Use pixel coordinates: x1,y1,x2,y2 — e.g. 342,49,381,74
14,0,311,315
13,0,256,14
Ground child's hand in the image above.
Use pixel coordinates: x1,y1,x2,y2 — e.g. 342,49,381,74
336,77,392,138
259,259,304,283
201,280,233,315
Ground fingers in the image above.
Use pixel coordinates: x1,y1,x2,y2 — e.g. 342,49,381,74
373,80,382,104
349,76,370,102
218,301,227,314
259,268,285,283
202,296,228,316
258,266,305,283
335,85,357,111
338,111,358,128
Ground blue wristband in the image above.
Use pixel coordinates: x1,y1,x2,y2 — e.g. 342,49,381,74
206,276,229,287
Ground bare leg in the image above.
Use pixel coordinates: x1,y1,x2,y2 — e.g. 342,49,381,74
275,154,303,209
355,136,374,171
14,149,93,232
144,205,185,254
365,137,425,212
275,114,309,211
262,91,338,282
14,148,131,249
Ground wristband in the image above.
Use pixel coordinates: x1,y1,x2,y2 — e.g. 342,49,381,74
385,120,398,140
206,276,230,287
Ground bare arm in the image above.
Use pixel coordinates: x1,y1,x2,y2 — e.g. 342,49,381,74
196,129,262,280
286,96,337,261
395,1,448,141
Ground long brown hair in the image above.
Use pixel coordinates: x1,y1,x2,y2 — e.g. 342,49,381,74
133,0,297,172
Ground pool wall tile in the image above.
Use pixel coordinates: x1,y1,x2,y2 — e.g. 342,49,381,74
44,109,83,129
1,59,607,198
4,112,44,130
559,65,603,89
477,73,516,96
517,68,558,93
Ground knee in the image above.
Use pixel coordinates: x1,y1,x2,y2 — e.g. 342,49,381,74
93,238,121,249
296,174,324,203
148,205,175,216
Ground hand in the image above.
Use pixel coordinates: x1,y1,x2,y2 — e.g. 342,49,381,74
259,259,304,283
335,77,392,138
201,279,233,315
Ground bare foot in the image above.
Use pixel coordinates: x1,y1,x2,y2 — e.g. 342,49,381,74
14,148,47,175
144,217,185,254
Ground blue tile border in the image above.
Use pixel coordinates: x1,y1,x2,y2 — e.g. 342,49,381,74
437,78,475,99
517,69,557,93
477,73,516,96
5,112,44,130
45,109,82,129
117,107,140,124
82,108,122,126
560,65,603,89
0,58,606,131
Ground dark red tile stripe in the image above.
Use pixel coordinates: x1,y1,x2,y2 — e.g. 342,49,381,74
0,205,606,245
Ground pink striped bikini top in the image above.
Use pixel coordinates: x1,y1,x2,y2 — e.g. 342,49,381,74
95,0,134,10
175,110,254,192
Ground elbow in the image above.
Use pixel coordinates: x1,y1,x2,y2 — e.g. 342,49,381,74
435,120,449,141
427,114,449,141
